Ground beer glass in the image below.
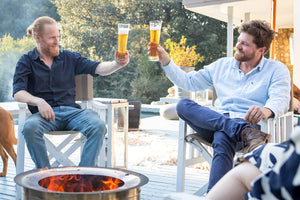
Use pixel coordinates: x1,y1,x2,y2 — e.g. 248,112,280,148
149,20,162,61
117,23,130,60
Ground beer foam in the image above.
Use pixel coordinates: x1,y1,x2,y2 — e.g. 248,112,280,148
150,26,161,31
118,28,129,35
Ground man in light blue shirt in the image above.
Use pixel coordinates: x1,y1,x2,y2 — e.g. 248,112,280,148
155,20,291,192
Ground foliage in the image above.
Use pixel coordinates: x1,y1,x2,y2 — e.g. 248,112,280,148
123,0,231,69
0,35,35,101
54,0,125,61
53,0,124,98
0,0,59,39
130,55,172,104
0,0,237,104
54,0,173,102
165,36,203,67
0,0,231,104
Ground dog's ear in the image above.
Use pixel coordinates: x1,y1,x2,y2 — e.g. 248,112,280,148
293,84,300,101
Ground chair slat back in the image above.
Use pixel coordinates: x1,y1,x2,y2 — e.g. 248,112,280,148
75,74,93,101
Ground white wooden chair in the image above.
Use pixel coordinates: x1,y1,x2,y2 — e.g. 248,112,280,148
17,102,94,168
176,89,294,195
15,75,129,199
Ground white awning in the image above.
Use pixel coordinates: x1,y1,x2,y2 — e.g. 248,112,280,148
182,0,293,28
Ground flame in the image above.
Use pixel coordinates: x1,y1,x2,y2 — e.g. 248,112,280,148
102,176,123,190
38,174,124,192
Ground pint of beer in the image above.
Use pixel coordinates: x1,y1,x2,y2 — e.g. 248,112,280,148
117,23,130,60
149,20,162,61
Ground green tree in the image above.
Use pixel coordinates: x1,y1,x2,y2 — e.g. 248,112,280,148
55,0,123,61
54,0,133,98
0,35,35,101
122,0,229,69
0,0,59,39
54,0,230,103
130,55,172,104
91,23,170,100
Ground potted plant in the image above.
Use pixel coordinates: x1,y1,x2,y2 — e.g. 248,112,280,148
164,36,203,99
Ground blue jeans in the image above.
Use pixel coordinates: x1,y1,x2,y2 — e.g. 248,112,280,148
22,106,106,169
176,99,260,192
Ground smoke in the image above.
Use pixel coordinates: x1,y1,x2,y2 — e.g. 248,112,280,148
0,54,16,102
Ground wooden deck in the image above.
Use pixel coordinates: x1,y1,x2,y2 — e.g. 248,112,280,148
0,154,209,200
0,108,209,200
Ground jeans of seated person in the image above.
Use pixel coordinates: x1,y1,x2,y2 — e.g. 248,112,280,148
22,106,106,169
176,98,259,192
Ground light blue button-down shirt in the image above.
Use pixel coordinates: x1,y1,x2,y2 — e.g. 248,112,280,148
163,57,291,119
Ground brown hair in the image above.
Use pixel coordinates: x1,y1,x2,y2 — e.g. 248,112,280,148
239,20,275,53
27,16,57,38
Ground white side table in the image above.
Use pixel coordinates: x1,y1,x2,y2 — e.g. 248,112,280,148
94,98,129,169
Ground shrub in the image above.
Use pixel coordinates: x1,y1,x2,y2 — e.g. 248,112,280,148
164,36,203,67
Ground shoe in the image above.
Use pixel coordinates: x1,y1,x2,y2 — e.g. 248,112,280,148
240,127,271,153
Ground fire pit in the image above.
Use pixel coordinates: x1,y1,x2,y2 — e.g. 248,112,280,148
15,167,148,200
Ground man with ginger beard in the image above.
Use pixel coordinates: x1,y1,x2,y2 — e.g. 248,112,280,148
13,16,129,169
154,20,291,192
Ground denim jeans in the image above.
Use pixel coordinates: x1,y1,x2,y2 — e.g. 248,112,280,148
176,99,260,192
22,106,106,169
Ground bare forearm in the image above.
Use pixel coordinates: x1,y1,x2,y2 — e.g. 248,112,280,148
156,45,171,66
95,51,129,76
95,61,122,76
263,107,274,118
13,90,44,106
14,90,55,121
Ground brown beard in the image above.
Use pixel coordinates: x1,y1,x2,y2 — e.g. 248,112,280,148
234,50,256,62
48,46,59,57
234,50,246,61
52,48,59,57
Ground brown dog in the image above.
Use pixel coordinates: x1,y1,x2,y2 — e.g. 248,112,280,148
0,107,17,177
294,84,300,101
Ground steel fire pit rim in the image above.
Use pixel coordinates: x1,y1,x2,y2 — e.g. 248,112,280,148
14,166,149,194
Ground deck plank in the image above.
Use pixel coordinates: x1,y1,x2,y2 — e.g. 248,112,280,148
0,114,209,199
0,155,209,200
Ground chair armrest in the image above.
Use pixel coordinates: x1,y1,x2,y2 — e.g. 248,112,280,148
90,100,108,109
90,100,108,122
259,111,294,142
17,102,28,125
16,102,29,177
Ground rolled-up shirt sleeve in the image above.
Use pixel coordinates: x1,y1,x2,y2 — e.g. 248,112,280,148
264,63,291,118
162,60,213,92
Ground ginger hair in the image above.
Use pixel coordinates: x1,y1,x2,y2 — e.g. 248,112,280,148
27,16,57,38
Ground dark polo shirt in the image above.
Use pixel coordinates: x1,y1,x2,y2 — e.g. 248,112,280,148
13,48,100,113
